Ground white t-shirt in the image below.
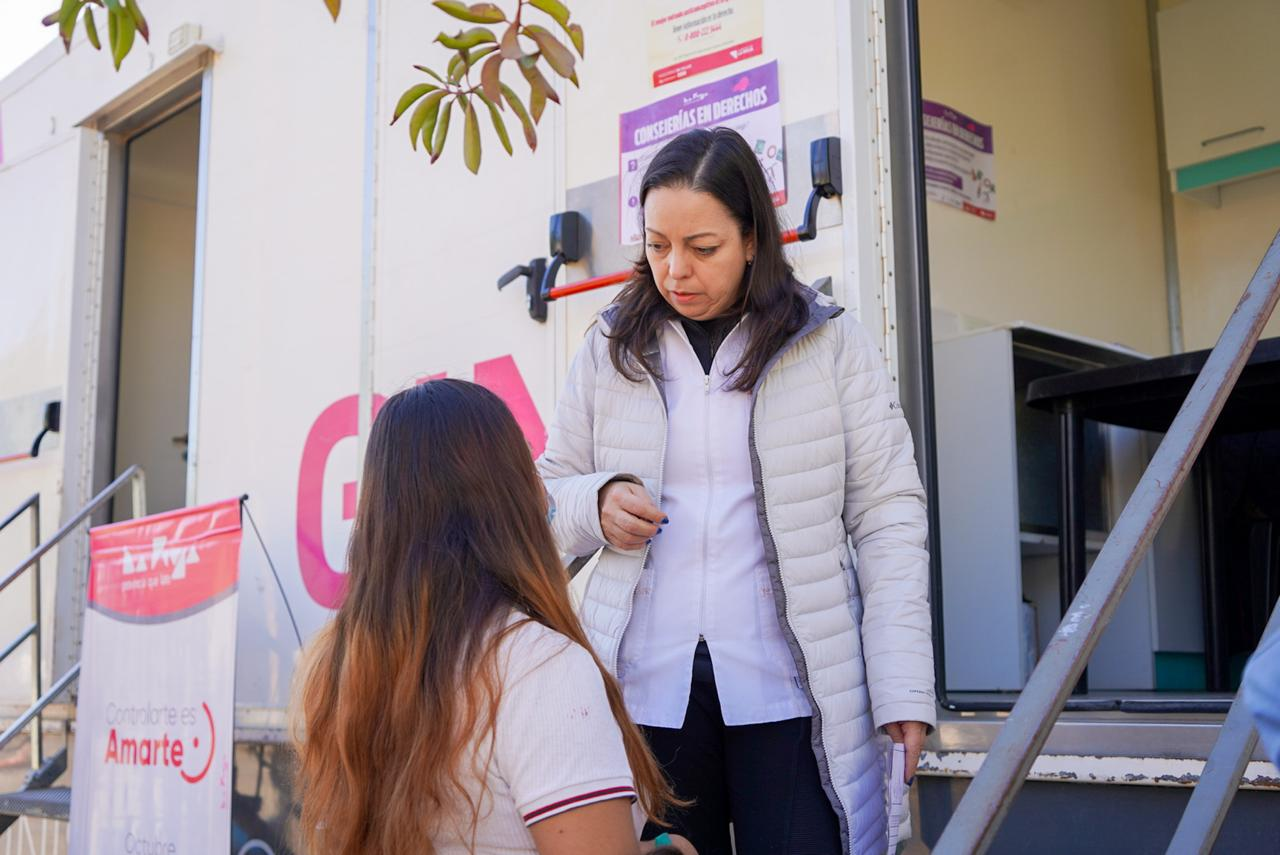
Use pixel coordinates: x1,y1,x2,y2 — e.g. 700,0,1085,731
433,613,638,854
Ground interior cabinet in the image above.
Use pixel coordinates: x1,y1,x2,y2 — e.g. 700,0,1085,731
1157,0,1280,192
934,325,1203,693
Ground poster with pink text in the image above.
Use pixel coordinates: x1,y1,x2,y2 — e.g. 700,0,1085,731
646,0,764,88
69,499,242,854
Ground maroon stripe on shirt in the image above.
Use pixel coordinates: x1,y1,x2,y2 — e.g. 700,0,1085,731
522,786,637,823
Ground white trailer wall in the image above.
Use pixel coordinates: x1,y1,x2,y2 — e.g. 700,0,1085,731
1,0,891,719
0,2,367,705
0,100,76,709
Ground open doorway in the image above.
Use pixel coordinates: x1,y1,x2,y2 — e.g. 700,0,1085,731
109,103,200,520
913,0,1280,707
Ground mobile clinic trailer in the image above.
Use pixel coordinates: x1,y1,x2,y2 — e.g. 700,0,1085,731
1,0,1279,852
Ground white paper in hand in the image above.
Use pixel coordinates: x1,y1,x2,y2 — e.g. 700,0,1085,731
888,742,907,850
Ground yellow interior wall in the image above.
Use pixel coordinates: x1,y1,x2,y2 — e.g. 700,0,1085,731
1168,156,1280,352
919,0,1170,355
1157,0,1280,350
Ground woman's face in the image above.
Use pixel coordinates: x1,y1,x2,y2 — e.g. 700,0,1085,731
643,185,755,321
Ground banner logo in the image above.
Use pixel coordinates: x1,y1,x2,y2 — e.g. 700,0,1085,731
100,701,217,785
121,537,202,581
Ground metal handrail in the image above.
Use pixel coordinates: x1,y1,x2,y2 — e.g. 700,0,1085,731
933,229,1280,854
1166,600,1280,853
0,622,36,666
0,492,41,770
0,465,146,766
0,494,38,535
0,465,145,598
0,664,80,754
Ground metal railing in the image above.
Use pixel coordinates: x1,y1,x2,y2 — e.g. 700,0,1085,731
933,229,1280,854
1167,600,1279,853
0,494,40,770
0,465,147,765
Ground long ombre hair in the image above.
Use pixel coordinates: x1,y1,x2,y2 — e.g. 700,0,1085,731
294,380,675,854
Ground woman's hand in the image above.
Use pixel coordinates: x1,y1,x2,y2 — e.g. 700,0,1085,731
883,720,928,785
599,481,666,551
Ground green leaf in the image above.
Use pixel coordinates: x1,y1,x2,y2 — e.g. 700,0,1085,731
409,90,447,149
414,64,448,85
391,83,437,123
468,44,499,65
123,0,148,42
106,5,117,54
527,7,584,59
448,44,497,84
432,0,505,24
57,0,80,51
447,51,466,83
467,3,506,21
111,7,136,69
323,0,341,21
476,92,513,156
500,83,537,151
519,61,558,120
528,0,570,26
499,23,522,60
529,77,546,122
436,26,496,51
480,53,504,105
83,9,101,50
522,24,575,83
430,97,454,163
462,96,481,174
418,90,448,154
103,0,121,11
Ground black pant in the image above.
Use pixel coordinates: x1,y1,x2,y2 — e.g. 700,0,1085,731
641,641,843,855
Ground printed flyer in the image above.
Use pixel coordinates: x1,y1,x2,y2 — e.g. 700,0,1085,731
922,99,996,220
646,0,764,88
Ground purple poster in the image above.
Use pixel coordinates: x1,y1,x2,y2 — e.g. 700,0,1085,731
922,100,995,220
619,60,784,244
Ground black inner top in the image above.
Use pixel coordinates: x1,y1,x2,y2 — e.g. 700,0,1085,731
680,314,742,375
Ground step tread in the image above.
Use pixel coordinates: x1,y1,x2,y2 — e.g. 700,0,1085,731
0,786,70,821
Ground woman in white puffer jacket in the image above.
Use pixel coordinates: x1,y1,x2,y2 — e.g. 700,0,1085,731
537,128,935,855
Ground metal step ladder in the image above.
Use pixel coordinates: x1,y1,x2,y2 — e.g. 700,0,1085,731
0,749,71,827
0,466,146,833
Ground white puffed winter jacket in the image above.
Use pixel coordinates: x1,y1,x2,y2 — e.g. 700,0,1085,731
537,285,936,855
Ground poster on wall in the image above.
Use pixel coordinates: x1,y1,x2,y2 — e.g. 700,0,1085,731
619,59,784,245
646,0,764,88
922,100,996,220
69,499,242,854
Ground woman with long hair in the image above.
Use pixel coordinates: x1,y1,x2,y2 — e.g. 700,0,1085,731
293,379,691,855
538,128,935,855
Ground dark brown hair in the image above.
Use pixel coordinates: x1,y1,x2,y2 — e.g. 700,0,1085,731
293,379,676,854
607,127,809,391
